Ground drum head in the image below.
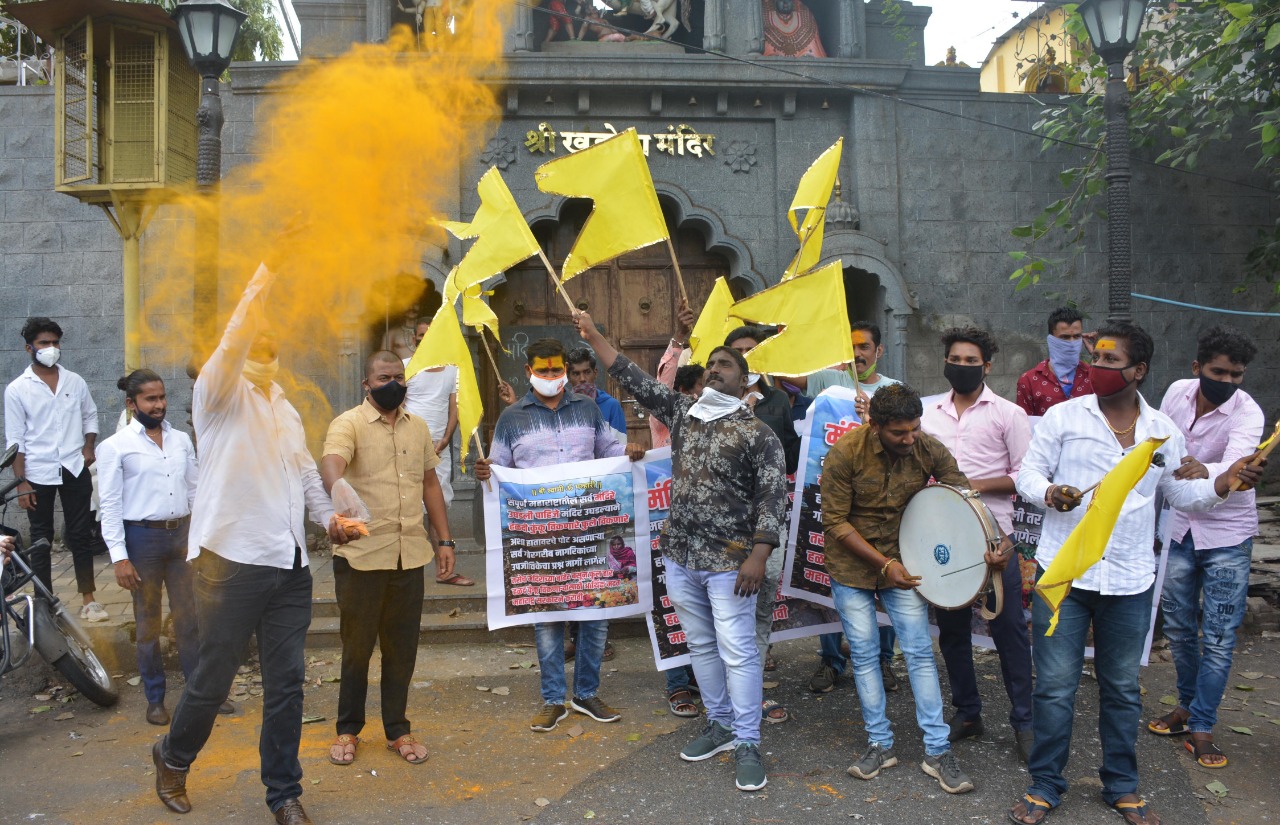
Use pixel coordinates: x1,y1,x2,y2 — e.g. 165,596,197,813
899,486,990,610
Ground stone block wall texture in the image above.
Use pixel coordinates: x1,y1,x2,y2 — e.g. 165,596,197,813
3,55,1278,473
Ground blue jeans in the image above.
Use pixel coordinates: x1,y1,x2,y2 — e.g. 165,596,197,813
1027,585,1152,808
936,558,1033,731
665,665,693,694
163,549,312,813
124,522,199,705
1161,534,1252,733
831,581,950,755
665,560,761,744
819,624,896,674
535,619,607,705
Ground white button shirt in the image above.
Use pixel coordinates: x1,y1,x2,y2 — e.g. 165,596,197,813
188,264,335,568
1017,393,1224,596
4,365,98,485
96,418,199,563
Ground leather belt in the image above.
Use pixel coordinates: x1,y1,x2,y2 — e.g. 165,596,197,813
124,517,189,530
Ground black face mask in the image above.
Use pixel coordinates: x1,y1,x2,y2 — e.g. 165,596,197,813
369,380,407,410
1199,375,1239,407
943,362,985,395
133,407,165,430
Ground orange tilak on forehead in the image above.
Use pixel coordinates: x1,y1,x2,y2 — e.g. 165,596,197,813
1094,339,1117,351
532,356,565,372
851,331,871,348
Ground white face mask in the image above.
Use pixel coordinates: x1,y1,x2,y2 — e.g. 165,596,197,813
746,372,760,387
242,357,280,389
529,374,568,397
688,387,747,422
33,346,60,368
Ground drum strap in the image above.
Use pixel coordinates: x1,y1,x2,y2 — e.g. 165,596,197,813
977,572,1004,622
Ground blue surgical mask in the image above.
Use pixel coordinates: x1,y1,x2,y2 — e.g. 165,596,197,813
1046,335,1082,385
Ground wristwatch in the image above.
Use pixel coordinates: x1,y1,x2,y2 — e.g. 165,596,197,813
438,539,456,548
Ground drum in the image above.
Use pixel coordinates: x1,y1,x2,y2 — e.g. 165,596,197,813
898,484,1003,617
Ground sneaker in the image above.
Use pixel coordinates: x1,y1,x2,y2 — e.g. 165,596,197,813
79,602,109,623
569,695,620,723
809,662,837,693
734,742,767,791
947,714,984,742
680,720,735,762
880,659,899,692
530,703,569,732
921,750,974,794
847,743,898,779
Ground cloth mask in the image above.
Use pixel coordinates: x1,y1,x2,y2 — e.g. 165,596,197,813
573,381,598,399
1199,375,1239,407
132,407,165,430
746,372,761,387
242,358,279,389
529,374,568,397
856,361,877,382
943,362,985,395
1046,335,1082,385
1088,363,1134,398
688,387,746,422
369,379,407,410
33,346,60,368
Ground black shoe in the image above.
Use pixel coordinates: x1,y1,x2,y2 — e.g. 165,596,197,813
947,715,984,743
1014,728,1035,763
273,798,313,825
809,662,837,693
152,740,191,814
146,702,170,726
880,660,899,692
218,700,235,715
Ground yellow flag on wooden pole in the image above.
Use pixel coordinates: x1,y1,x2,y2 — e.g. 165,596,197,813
441,167,540,302
1034,436,1169,635
783,138,842,279
534,128,669,281
687,276,737,366
406,300,484,466
727,260,854,377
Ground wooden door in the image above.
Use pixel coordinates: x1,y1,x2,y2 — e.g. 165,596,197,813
482,202,727,449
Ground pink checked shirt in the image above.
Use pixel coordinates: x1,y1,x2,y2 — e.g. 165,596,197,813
921,385,1032,535
1159,378,1264,549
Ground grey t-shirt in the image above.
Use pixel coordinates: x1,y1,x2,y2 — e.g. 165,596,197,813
806,368,900,397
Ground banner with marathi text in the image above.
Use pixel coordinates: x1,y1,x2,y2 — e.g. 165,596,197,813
483,456,650,630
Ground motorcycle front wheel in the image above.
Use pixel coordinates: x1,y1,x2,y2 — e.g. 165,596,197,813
43,601,118,707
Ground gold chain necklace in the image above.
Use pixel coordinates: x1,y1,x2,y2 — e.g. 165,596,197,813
1105,408,1139,436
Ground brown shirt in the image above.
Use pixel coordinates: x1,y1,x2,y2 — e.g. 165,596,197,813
323,399,440,571
820,425,968,590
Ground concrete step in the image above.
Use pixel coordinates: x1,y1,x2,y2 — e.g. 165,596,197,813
303,613,649,649
311,591,486,618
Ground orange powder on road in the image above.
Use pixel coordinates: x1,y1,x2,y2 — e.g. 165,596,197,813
139,10,513,438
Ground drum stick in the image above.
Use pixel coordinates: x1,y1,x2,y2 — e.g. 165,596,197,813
1230,419,1280,492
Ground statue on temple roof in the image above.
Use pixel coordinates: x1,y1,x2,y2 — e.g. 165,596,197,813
762,0,827,58
934,46,970,67
600,0,690,41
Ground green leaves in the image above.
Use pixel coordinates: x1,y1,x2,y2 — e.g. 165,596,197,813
1267,22,1280,50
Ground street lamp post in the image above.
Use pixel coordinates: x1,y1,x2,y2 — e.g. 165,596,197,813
1076,0,1148,324
171,0,247,359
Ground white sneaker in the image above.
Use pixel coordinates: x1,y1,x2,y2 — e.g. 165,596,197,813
79,602,109,622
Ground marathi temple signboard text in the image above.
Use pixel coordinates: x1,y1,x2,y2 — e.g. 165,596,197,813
526,122,716,158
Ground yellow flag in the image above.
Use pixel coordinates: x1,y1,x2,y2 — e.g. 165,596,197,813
726,260,854,377
440,167,540,302
783,138,842,279
1035,436,1170,635
534,128,668,280
460,282,500,343
405,301,483,466
687,277,737,366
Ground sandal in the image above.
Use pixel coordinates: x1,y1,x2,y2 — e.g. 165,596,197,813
436,573,476,586
1112,796,1160,825
764,652,777,672
1008,794,1052,824
1147,709,1189,736
386,734,429,764
761,698,788,724
667,688,698,718
328,734,358,766
1184,735,1228,768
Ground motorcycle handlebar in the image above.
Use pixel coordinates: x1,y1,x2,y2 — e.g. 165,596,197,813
0,476,27,503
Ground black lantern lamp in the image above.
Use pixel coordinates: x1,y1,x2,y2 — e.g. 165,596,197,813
172,0,247,79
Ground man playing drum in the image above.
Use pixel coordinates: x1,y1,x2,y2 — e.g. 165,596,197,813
820,383,975,795
920,328,1033,762
1008,323,1264,825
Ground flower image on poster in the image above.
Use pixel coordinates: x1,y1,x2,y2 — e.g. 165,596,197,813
482,455,650,630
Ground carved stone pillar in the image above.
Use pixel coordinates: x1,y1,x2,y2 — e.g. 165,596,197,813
746,0,763,55
703,0,725,52
366,0,390,43
890,312,909,383
836,0,864,58
509,4,535,52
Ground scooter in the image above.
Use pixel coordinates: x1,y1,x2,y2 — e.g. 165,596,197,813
0,444,118,707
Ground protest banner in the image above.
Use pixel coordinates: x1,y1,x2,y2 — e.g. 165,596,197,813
641,448,842,671
483,455,650,630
